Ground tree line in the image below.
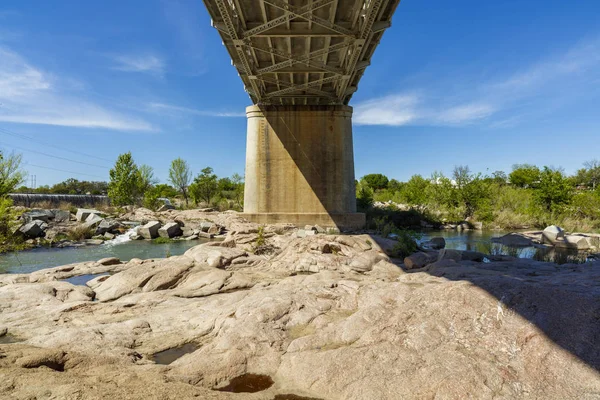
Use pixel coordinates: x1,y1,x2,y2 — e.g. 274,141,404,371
107,152,244,210
357,161,600,231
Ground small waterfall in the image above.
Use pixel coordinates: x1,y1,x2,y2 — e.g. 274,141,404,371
104,227,138,246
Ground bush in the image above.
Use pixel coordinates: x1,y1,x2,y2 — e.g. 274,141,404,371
67,225,95,241
0,198,25,253
389,231,419,258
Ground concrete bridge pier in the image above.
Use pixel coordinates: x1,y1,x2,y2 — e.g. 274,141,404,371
242,105,366,230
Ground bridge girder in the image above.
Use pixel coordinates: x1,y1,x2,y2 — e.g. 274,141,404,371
203,0,401,105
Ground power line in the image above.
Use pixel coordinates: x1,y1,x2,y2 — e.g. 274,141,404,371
0,142,110,169
0,126,114,163
24,163,107,179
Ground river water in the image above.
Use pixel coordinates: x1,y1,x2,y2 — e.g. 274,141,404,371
0,238,204,274
0,230,593,275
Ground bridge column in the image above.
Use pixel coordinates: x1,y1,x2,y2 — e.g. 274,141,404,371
242,105,365,230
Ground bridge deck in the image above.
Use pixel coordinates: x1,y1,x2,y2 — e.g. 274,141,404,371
202,0,401,105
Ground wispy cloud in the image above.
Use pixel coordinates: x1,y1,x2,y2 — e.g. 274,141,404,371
0,47,155,131
112,53,165,75
354,35,600,128
148,102,245,118
354,94,494,126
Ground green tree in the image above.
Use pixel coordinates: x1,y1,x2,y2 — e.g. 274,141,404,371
356,180,374,211
535,167,573,211
189,167,218,206
509,164,541,188
0,151,26,197
168,158,192,205
361,173,389,191
231,173,245,208
137,164,158,196
398,175,430,205
108,152,139,206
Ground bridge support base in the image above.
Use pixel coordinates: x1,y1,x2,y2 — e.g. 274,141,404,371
242,105,365,230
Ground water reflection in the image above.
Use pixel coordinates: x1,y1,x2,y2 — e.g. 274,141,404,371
420,230,593,264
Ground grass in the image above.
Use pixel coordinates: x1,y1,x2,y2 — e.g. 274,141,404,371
67,225,95,241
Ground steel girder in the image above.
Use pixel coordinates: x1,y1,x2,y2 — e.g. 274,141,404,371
203,0,399,105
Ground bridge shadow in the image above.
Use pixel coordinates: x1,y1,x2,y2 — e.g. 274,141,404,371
379,238,600,372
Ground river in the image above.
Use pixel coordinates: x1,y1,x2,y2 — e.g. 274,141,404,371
0,230,593,275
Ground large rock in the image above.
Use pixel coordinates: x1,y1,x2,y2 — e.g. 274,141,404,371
428,237,446,250
492,233,533,247
404,252,437,269
139,221,161,239
437,248,462,262
22,209,54,223
158,222,183,238
18,220,48,238
51,209,71,223
76,208,102,222
96,219,122,235
82,214,103,230
556,235,593,250
542,225,565,244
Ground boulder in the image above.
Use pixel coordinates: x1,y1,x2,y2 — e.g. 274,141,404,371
18,220,48,238
200,222,215,232
404,252,436,269
437,249,462,262
492,233,533,247
76,209,102,222
556,235,593,250
103,232,115,240
157,204,175,212
461,250,486,262
349,251,384,272
139,221,161,239
22,209,53,224
98,257,121,266
51,209,71,223
82,214,103,230
96,219,122,235
428,237,446,250
542,225,565,244
158,222,183,238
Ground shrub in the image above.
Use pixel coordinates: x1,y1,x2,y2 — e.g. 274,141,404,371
67,225,95,241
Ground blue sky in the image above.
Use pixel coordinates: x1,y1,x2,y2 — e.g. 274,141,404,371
0,0,599,187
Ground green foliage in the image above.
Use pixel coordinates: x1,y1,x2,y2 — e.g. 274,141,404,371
255,225,266,247
390,231,419,259
67,225,95,241
534,167,573,212
356,181,374,211
398,175,430,205
189,167,218,206
168,158,192,205
108,152,140,206
0,151,26,197
361,173,389,191
0,198,26,253
143,187,162,211
153,184,179,199
137,164,158,196
509,164,541,188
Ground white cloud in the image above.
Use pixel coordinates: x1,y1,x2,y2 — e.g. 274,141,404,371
112,53,165,75
354,94,493,127
148,102,245,118
353,35,600,128
0,47,155,131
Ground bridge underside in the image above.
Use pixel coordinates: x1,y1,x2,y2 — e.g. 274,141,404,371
202,0,401,229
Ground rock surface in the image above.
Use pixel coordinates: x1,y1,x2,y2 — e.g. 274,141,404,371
0,211,599,399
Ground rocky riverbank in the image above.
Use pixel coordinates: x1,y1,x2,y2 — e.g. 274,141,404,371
0,211,599,399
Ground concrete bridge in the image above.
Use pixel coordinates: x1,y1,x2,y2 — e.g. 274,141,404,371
201,0,402,229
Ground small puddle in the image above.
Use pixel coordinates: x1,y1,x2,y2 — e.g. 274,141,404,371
215,374,274,393
273,395,323,400
0,335,24,344
152,342,198,365
63,273,109,286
